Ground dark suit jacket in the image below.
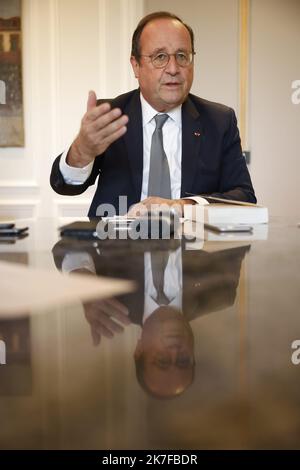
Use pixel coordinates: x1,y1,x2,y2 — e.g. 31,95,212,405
50,89,256,216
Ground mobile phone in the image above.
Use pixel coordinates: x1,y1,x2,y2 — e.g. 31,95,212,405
0,222,15,229
0,232,29,243
0,227,29,237
204,223,253,233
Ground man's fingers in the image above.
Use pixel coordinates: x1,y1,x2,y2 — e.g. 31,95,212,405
105,298,129,316
110,309,131,325
85,104,126,130
83,123,127,153
91,317,124,340
79,98,129,157
97,304,129,328
85,101,111,123
90,326,101,346
92,114,128,142
101,302,131,326
127,203,148,217
98,315,124,335
92,107,126,130
96,323,114,339
98,115,128,139
87,90,97,112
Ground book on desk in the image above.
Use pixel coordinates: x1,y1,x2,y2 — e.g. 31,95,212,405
184,196,269,225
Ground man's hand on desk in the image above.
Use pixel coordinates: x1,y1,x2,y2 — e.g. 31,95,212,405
127,197,196,217
66,90,129,168
83,298,131,346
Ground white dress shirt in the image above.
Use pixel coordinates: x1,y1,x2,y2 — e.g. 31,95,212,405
61,251,96,274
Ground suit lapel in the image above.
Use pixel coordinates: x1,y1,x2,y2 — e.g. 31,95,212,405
181,97,204,197
123,90,143,200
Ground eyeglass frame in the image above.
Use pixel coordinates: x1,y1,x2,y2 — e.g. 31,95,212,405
138,50,196,68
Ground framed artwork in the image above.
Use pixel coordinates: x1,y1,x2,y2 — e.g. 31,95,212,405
0,0,24,147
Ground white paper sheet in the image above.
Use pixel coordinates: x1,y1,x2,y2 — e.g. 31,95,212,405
0,260,135,317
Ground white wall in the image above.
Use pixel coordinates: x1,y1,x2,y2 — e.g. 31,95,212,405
250,0,300,216
145,0,240,112
0,0,299,218
0,0,143,218
146,0,300,217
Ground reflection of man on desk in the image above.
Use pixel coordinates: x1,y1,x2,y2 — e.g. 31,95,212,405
52,240,249,398
134,246,195,398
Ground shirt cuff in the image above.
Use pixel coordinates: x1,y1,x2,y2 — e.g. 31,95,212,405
182,196,209,205
59,146,94,185
61,252,96,274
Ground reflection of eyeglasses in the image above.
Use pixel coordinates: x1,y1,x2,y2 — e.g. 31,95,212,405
140,51,195,68
154,353,195,369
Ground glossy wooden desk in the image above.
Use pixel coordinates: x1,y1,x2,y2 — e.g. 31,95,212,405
0,217,299,449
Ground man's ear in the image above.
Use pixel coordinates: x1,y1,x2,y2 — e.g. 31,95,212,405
130,56,140,79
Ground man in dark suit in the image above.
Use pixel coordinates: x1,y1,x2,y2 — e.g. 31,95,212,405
50,11,256,217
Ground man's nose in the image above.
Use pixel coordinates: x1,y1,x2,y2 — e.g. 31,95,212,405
165,55,180,75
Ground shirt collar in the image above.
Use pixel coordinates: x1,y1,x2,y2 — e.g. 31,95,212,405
140,92,182,129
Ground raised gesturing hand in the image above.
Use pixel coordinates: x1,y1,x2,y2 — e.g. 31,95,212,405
67,90,129,168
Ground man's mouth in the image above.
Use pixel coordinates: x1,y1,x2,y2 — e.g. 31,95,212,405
163,82,181,87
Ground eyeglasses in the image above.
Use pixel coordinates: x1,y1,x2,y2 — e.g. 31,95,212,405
153,353,195,370
139,51,195,68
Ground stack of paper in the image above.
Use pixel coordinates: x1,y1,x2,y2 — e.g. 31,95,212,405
0,261,134,317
